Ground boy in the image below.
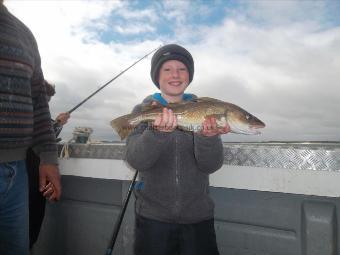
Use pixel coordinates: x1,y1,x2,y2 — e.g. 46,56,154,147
125,44,230,255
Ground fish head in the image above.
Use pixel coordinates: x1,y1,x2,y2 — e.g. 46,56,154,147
227,107,265,135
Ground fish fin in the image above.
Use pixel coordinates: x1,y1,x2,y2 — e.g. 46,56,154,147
178,125,202,132
177,127,195,134
110,115,134,140
177,125,191,132
205,114,227,128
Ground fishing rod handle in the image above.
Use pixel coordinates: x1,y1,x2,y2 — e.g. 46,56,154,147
105,170,138,255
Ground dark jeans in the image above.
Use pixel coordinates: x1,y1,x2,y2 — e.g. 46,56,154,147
0,160,29,255
134,215,220,255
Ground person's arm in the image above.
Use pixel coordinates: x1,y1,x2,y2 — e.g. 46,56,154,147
30,35,61,201
125,106,175,171
193,134,224,174
193,117,230,174
125,125,171,171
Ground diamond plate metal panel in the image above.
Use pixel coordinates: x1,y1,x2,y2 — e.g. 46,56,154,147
58,143,125,160
58,142,340,172
223,144,340,171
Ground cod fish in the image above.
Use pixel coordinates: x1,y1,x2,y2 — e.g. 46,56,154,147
111,97,265,140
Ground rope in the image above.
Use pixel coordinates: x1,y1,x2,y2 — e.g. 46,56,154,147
59,141,71,159
58,127,93,159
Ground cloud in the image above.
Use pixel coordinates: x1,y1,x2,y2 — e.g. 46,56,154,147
244,1,325,24
113,23,156,35
5,0,340,142
116,6,158,22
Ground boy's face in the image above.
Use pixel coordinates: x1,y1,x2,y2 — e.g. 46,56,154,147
158,60,189,98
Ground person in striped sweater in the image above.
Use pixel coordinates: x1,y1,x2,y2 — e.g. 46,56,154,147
0,2,61,255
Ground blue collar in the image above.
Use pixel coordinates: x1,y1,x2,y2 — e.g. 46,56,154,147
152,93,194,106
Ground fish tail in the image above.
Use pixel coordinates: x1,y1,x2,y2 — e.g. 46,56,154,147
110,114,135,140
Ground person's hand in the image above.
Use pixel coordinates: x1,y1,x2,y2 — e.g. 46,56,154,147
41,182,55,200
56,112,70,125
200,117,231,137
39,164,61,201
153,107,177,133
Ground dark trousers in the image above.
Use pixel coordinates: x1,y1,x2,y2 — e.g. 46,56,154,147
26,148,46,249
0,160,29,255
134,215,220,255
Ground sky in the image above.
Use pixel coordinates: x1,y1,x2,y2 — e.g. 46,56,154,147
5,0,340,142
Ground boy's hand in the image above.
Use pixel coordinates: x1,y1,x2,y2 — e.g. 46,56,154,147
153,107,177,133
200,117,231,137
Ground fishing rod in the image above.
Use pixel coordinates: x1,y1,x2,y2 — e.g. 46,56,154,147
105,170,138,255
54,46,160,252
54,45,161,137
103,46,165,254
68,46,160,113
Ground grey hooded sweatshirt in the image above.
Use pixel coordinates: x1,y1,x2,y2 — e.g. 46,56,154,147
125,94,224,224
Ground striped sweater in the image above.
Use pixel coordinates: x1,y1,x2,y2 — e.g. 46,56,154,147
0,5,57,164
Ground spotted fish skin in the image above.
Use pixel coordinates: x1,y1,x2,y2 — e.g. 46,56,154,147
111,97,265,140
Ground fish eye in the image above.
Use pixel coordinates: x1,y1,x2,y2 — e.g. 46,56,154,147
245,114,250,120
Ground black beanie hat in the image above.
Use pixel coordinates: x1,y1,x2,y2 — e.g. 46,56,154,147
150,44,194,88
